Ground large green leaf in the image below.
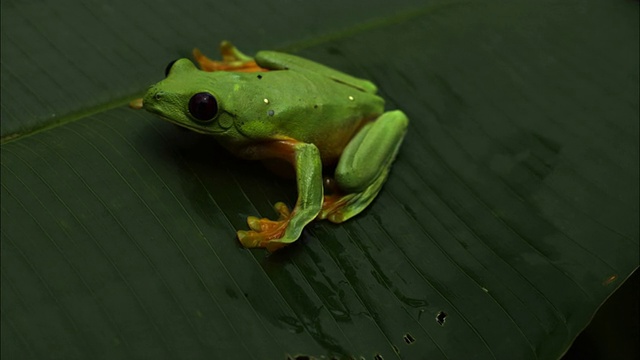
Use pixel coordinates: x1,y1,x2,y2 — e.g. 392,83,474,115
2,0,638,359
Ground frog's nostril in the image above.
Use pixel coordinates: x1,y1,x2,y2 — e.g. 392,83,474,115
145,87,164,102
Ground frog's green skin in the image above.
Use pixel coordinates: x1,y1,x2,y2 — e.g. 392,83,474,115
140,42,408,251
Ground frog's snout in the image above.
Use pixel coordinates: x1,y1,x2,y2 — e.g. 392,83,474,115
151,91,165,101
138,88,167,111
144,88,166,103
129,86,165,110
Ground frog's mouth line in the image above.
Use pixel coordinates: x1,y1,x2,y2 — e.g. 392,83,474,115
158,115,228,135
142,101,229,134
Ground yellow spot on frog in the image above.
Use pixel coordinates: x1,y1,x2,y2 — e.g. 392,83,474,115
348,96,354,101
263,98,269,104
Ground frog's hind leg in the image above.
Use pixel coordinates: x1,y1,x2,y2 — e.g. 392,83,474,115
319,110,409,223
193,40,268,73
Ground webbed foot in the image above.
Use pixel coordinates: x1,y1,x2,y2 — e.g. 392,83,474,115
237,202,293,252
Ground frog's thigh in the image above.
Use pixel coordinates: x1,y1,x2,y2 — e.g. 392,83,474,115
325,110,408,223
335,110,408,192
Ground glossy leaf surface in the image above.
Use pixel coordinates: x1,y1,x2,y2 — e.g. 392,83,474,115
2,1,638,359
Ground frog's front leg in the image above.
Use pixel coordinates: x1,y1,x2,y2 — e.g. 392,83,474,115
320,110,409,222
237,140,324,252
193,41,267,73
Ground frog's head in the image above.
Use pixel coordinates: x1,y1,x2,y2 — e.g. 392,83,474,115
141,59,235,135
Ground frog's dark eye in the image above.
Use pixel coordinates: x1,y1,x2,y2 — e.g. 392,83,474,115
164,59,178,77
188,92,218,122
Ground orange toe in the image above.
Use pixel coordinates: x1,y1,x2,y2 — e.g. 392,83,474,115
236,203,293,250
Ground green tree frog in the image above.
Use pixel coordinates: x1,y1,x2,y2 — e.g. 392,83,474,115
132,41,409,251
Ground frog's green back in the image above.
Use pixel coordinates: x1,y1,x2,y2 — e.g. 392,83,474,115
218,69,384,163
255,51,378,94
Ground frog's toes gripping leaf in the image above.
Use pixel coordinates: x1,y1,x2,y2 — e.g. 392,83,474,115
237,202,293,252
